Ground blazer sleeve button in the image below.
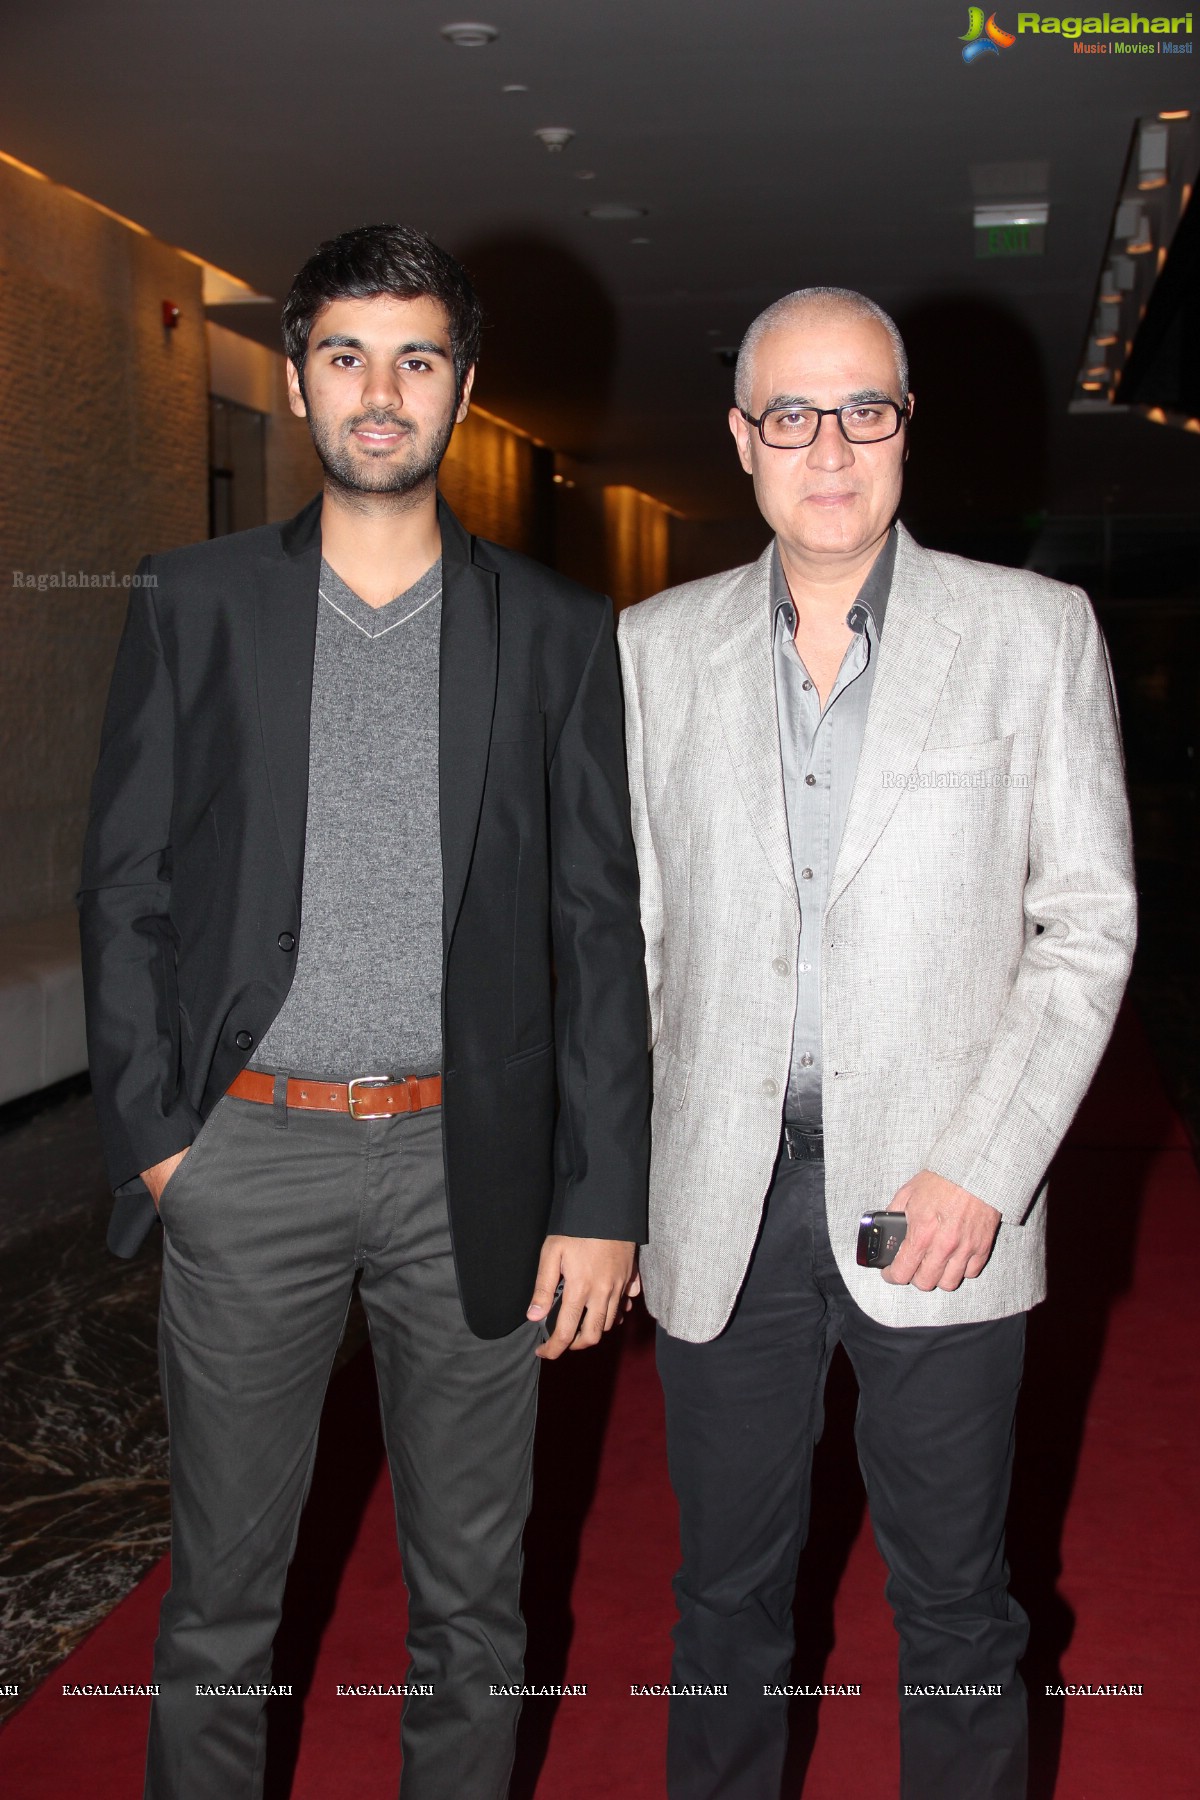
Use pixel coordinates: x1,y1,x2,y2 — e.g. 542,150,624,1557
277,932,296,952
235,1030,254,1050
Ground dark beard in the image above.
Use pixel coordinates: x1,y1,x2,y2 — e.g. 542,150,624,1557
308,406,456,500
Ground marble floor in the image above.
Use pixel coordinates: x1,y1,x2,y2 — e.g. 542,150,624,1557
0,598,1195,1728
0,1082,167,1720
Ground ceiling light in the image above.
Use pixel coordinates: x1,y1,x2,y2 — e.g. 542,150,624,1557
1145,407,1167,423
1184,418,1200,433
972,202,1049,229
534,126,575,153
502,82,527,92
1081,381,1104,392
574,170,597,181
630,236,651,245
440,22,498,48
1159,109,1190,120
584,203,647,221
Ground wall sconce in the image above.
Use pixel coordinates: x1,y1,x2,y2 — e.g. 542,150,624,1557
162,300,181,329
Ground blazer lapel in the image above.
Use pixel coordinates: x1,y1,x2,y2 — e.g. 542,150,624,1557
826,528,960,913
708,548,799,912
438,499,499,944
254,499,321,901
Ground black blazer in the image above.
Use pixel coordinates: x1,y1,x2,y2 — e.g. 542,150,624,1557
78,496,650,1337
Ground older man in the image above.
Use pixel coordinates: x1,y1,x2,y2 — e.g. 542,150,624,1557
617,288,1135,1799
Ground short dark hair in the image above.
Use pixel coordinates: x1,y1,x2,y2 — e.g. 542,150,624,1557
281,223,483,396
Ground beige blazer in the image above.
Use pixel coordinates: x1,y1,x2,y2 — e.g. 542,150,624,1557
617,524,1136,1342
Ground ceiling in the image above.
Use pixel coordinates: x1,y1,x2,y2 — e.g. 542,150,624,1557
2,0,1195,517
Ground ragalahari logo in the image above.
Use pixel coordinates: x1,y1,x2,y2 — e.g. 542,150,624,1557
961,7,1017,57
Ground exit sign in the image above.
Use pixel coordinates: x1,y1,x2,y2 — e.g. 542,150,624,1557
976,222,1046,258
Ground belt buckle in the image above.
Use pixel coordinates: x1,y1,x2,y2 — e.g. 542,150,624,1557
347,1074,394,1120
784,1123,823,1162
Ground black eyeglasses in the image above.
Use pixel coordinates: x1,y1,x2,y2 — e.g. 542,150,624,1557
740,398,910,449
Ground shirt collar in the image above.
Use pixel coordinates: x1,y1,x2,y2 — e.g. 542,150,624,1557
770,525,897,639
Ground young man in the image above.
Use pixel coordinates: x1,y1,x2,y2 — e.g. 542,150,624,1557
79,224,649,1800
618,287,1135,1799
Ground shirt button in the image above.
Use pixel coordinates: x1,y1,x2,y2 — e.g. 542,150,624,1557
799,1053,814,1067
277,931,296,952
798,961,812,972
802,679,813,691
801,867,814,880
762,1078,779,1097
235,1030,254,1050
805,773,816,786
772,957,790,976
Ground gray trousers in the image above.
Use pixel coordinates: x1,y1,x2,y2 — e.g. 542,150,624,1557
146,1093,540,1800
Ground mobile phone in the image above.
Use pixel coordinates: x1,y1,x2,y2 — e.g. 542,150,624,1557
543,1277,565,1337
856,1211,908,1268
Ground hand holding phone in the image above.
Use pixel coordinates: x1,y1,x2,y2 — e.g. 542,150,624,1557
856,1211,908,1269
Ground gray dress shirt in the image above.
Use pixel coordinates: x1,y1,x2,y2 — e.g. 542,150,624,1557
772,529,897,1123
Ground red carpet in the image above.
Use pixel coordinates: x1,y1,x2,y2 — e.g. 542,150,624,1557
2,1008,1197,1797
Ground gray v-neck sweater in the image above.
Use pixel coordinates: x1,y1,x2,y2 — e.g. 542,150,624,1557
252,557,444,1079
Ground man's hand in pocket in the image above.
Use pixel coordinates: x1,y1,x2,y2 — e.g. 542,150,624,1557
142,1150,189,1211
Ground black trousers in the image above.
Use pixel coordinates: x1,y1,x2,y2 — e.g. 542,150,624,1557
656,1151,1028,1800
146,1093,540,1800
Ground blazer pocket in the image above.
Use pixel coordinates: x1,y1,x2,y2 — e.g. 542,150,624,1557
914,733,1013,777
504,1040,552,1069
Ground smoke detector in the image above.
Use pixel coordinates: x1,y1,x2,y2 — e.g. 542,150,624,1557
534,127,575,153
440,22,498,48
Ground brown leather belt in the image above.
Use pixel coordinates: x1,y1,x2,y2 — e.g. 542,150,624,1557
227,1068,442,1119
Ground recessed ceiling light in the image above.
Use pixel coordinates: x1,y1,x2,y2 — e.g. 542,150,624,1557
534,127,575,153
629,236,651,245
440,22,499,48
502,82,528,92
584,203,647,221
574,170,597,181
1159,109,1190,121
